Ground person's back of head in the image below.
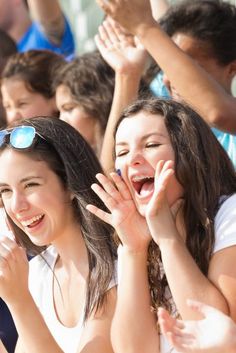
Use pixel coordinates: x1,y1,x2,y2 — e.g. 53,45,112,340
159,0,236,65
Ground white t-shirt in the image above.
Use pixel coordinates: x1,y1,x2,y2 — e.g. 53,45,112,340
29,246,116,353
118,194,236,353
213,194,236,253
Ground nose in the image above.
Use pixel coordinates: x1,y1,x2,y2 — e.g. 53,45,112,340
6,109,23,124
10,191,29,216
129,149,146,166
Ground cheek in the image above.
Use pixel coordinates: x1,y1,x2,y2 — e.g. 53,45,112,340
166,174,183,206
114,158,125,175
22,105,37,117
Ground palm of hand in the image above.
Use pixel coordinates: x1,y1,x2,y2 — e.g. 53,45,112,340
107,42,147,73
110,195,151,251
88,173,151,252
96,19,147,74
183,315,235,353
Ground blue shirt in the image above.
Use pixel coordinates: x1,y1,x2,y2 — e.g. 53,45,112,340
212,128,236,169
17,16,75,59
151,72,236,169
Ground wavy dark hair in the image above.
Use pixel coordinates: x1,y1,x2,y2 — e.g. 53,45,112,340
114,98,236,312
159,0,236,65
0,116,117,320
53,50,115,133
1,50,66,98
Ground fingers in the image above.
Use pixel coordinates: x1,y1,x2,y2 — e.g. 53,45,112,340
86,204,112,225
158,308,196,352
103,19,120,45
166,332,194,352
88,173,127,217
158,308,184,331
110,172,132,200
0,237,26,274
186,299,216,318
95,173,123,202
97,19,132,49
147,160,174,215
158,308,186,340
155,160,174,191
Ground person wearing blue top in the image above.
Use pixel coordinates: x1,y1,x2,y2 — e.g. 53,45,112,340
0,0,75,60
147,0,236,169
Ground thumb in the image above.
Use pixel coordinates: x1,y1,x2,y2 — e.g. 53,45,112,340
187,299,217,318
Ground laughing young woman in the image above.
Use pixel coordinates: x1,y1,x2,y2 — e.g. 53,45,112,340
0,117,116,353
87,98,236,353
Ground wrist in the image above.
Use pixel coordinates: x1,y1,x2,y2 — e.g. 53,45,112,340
135,21,158,40
118,244,149,257
115,70,142,82
8,290,33,312
157,235,184,251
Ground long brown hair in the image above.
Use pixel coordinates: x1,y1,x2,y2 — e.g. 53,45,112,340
0,117,117,320
115,98,236,312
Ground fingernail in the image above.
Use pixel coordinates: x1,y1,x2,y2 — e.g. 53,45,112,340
116,169,122,177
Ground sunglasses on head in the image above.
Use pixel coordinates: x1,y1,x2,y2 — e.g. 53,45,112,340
0,126,43,149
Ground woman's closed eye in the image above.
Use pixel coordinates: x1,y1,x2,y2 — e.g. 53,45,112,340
0,187,12,196
146,142,161,148
116,149,129,157
24,182,40,189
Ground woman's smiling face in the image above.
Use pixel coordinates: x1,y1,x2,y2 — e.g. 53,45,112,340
0,148,75,247
115,111,183,216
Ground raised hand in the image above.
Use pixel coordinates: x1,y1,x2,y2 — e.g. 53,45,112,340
0,237,29,305
95,17,148,76
145,160,182,246
158,299,236,353
96,0,156,36
87,172,151,252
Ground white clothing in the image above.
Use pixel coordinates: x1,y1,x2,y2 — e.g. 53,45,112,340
29,246,116,353
29,246,83,353
213,194,236,253
160,193,236,353
117,194,236,353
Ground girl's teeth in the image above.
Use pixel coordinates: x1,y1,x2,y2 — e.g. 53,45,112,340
22,215,43,227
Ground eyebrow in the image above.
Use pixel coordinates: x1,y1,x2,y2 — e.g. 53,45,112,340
116,132,167,146
0,176,44,187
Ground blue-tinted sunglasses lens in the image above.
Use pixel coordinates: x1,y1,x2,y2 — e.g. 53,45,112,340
10,126,36,148
0,130,8,147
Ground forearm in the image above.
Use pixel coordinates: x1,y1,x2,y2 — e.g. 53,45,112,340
27,0,64,41
100,72,141,173
8,294,63,353
111,247,159,353
150,0,169,21
135,23,236,133
159,238,229,319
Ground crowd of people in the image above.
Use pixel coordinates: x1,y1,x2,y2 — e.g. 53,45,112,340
0,1,235,353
